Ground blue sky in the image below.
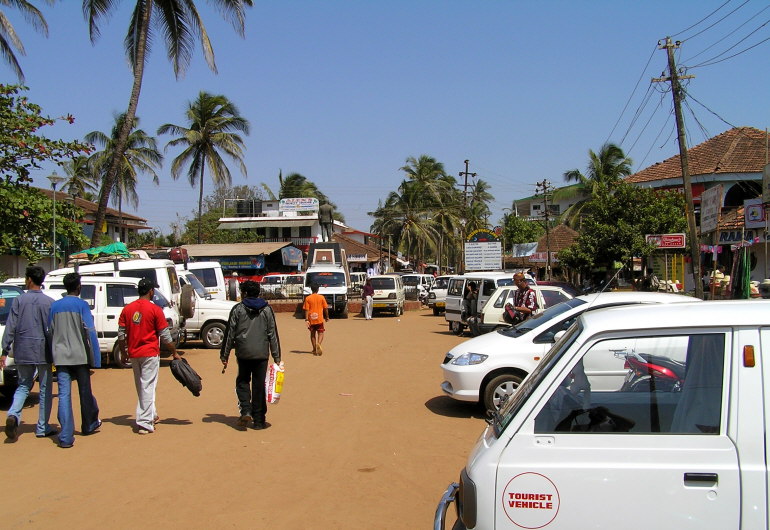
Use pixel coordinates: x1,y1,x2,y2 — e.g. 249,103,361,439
7,0,770,235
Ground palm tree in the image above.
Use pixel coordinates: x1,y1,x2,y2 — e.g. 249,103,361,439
562,143,633,227
85,113,162,239
0,0,52,82
399,155,453,205
61,156,98,200
84,0,254,247
158,91,249,244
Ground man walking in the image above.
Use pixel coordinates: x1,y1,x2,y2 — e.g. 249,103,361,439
220,281,281,430
361,278,374,320
1,266,57,440
48,273,101,448
118,278,181,434
303,283,329,355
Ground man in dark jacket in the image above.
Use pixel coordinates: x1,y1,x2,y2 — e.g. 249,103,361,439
221,281,282,430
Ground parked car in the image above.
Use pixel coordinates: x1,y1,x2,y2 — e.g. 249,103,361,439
260,273,289,298
427,275,452,315
369,274,405,316
445,272,531,335
401,273,435,301
44,276,182,367
467,284,573,336
440,291,695,411
177,261,227,301
350,272,368,291
177,270,237,349
437,300,767,530
0,284,24,395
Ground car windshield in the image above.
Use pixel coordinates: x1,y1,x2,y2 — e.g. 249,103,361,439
370,277,395,289
306,272,346,287
433,277,449,289
497,278,515,286
286,276,304,285
498,298,586,337
182,274,207,298
0,285,23,326
152,289,170,308
402,276,419,286
263,276,282,284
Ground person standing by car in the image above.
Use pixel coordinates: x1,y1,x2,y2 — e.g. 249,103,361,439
48,272,101,448
220,281,282,430
303,283,329,355
361,278,374,320
118,278,181,435
1,266,57,441
510,272,538,320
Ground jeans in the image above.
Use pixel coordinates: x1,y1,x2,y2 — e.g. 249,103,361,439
236,358,268,423
132,356,159,431
57,365,100,446
7,363,54,436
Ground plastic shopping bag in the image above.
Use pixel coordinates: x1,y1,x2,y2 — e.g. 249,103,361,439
265,362,285,404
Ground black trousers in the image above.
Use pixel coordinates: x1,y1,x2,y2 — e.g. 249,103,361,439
235,358,268,422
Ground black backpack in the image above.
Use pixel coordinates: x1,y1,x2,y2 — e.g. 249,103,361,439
170,358,203,397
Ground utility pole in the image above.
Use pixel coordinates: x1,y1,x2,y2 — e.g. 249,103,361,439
458,160,477,273
536,179,554,280
653,37,703,299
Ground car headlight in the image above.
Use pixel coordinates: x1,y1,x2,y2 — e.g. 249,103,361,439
451,352,488,366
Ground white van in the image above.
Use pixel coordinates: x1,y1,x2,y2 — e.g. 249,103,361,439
427,275,452,315
48,259,194,320
445,273,523,335
176,261,226,301
45,276,182,367
369,274,405,316
177,270,237,349
401,273,435,301
436,300,770,530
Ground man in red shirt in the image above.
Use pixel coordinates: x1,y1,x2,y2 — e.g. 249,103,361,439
303,283,329,355
118,278,180,434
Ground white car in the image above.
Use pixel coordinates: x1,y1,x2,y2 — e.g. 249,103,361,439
427,275,452,315
440,291,697,411
177,271,237,349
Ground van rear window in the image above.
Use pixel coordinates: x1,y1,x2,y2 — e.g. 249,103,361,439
192,268,218,288
370,278,395,290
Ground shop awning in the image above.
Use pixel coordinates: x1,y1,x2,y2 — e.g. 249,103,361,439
218,217,317,229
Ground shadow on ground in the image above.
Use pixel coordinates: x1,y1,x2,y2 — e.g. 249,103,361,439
424,395,486,420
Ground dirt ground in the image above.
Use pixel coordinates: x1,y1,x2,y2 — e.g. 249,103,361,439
2,307,486,529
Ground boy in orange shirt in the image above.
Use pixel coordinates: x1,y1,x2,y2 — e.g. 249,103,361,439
303,283,329,355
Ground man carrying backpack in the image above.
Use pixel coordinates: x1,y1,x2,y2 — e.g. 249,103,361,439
221,281,282,430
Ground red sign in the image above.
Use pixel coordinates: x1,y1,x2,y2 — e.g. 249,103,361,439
646,233,686,249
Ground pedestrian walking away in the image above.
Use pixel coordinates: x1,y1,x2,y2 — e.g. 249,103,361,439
220,281,282,430
1,266,57,441
361,278,374,320
303,283,329,355
48,272,101,448
118,278,181,434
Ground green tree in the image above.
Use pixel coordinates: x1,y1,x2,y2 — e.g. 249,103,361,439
0,182,86,263
84,0,254,247
559,181,686,275
502,212,545,245
61,155,98,200
0,1,52,82
158,91,249,244
86,113,162,230
175,184,264,244
0,84,89,185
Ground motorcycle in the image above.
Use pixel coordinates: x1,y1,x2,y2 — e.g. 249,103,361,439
613,349,685,392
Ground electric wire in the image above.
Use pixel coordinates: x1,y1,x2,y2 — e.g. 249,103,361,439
636,110,676,170
689,15,770,67
682,87,738,129
672,0,734,38
683,3,770,63
627,90,669,154
605,44,659,144
619,83,657,147
679,0,752,43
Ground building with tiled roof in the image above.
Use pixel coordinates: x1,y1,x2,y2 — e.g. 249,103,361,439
627,126,766,208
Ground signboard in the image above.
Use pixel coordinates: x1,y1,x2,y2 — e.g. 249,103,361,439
279,197,319,212
699,185,722,234
763,163,770,204
744,198,767,229
281,246,303,267
465,241,502,270
645,233,686,249
466,228,499,242
217,255,265,270
529,251,559,263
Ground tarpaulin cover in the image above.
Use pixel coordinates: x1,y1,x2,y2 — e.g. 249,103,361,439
70,242,132,261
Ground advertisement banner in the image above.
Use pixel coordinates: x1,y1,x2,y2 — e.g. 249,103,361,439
217,255,265,270
744,198,767,229
645,233,686,249
699,185,722,234
281,246,304,266
279,197,319,212
465,241,501,270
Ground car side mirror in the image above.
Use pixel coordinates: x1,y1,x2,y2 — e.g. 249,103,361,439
553,330,567,342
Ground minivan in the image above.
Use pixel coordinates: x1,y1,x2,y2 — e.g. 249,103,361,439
436,300,769,530
445,273,527,335
177,261,227,301
369,274,405,316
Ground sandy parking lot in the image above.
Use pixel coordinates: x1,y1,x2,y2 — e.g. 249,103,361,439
2,307,486,529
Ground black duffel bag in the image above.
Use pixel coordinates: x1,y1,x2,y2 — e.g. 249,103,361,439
170,357,203,397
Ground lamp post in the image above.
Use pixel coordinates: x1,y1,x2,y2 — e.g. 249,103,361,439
502,207,512,271
47,171,66,270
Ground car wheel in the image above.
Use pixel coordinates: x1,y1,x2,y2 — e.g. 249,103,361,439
201,322,226,349
112,343,131,369
450,321,464,336
483,373,524,411
227,279,239,301
432,307,440,316
180,284,196,319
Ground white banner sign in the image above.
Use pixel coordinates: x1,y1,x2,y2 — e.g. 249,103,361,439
699,185,722,234
744,198,767,229
465,241,502,271
279,197,319,212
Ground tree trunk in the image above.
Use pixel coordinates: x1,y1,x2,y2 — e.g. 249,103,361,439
90,1,153,247
197,160,206,244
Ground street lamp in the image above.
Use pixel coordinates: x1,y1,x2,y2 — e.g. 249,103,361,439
502,207,512,270
47,171,66,270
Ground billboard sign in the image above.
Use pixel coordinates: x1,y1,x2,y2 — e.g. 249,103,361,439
645,233,686,249
699,185,722,234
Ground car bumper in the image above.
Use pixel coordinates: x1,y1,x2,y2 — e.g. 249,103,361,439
429,301,446,309
440,363,485,402
372,300,398,308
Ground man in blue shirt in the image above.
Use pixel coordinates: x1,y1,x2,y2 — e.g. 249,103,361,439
48,273,101,448
1,266,56,440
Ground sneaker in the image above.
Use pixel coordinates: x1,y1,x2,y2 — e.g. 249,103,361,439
237,414,253,427
36,427,60,438
316,344,323,356
5,416,18,440
58,441,74,449
83,420,102,436
137,428,154,435
252,421,270,430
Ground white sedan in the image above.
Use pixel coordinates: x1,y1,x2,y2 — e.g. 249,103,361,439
440,291,697,411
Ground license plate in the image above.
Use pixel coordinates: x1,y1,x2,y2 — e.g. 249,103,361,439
373,303,388,308
435,302,445,308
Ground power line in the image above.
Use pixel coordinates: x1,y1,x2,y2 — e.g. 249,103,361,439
635,110,675,170
682,87,738,129
627,90,669,154
619,83,656,146
672,0,734,38
679,0,752,42
605,44,659,143
683,3,770,63
689,15,770,67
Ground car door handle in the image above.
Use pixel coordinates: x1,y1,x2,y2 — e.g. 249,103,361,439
107,315,115,319
684,473,718,486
